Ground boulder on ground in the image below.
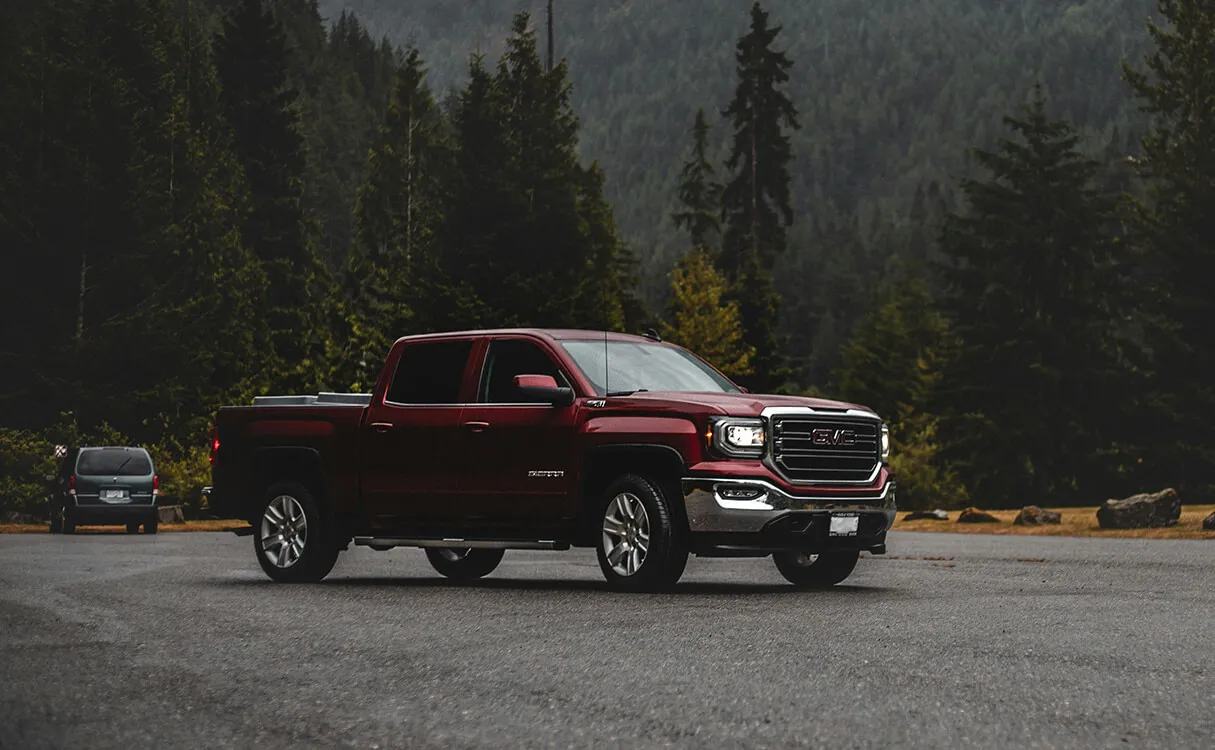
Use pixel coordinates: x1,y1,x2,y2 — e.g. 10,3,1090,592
157,505,185,525
957,507,1000,523
1203,511,1215,531
1,511,43,525
1014,506,1062,526
1096,489,1181,529
904,509,950,521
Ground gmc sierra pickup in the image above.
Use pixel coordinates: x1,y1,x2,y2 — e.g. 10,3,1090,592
206,329,895,590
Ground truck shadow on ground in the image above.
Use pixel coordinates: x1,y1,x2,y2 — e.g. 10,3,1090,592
211,576,893,596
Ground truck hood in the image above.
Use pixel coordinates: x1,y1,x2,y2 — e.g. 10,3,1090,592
605,391,880,419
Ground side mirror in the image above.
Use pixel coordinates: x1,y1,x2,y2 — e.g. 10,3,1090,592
514,374,575,407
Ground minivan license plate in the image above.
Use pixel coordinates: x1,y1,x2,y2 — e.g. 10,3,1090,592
829,514,859,536
103,489,125,500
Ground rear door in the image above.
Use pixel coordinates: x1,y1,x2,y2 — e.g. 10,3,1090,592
74,447,155,507
459,336,581,524
361,337,478,527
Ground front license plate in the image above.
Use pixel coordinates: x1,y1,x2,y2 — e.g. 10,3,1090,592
829,514,859,537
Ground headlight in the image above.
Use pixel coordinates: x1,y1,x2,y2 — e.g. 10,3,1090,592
880,424,891,461
710,417,766,458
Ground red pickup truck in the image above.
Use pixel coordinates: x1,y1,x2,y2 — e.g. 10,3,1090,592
206,329,895,590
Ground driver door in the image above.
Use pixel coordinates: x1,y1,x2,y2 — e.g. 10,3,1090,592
459,337,580,525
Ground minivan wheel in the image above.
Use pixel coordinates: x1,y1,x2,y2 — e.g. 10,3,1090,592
143,519,158,535
253,483,340,583
773,550,860,588
126,523,140,534
424,548,505,581
595,474,688,591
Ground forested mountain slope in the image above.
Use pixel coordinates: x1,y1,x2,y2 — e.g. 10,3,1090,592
322,0,1154,289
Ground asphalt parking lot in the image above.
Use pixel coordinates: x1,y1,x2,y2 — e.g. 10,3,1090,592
1,531,1211,749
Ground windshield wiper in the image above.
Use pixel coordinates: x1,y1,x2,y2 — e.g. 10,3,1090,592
113,456,132,474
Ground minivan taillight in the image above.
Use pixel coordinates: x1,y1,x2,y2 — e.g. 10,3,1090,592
153,474,159,495
69,475,77,495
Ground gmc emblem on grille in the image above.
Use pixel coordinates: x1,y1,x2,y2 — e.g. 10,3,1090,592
812,428,856,447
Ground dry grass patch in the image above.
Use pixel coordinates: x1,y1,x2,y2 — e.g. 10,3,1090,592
895,504,1215,539
0,519,247,534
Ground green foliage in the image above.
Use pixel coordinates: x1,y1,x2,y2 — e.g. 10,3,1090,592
719,2,800,392
662,250,754,380
1123,0,1215,502
831,269,966,509
933,88,1134,508
672,108,722,254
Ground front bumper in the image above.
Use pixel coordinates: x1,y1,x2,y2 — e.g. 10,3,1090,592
682,474,896,554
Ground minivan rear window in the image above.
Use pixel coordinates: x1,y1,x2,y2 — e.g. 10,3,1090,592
76,450,153,476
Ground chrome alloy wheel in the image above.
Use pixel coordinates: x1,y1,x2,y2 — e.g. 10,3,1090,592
260,494,307,569
601,492,651,577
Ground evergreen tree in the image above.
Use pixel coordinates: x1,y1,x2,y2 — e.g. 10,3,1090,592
1124,0,1215,502
720,2,800,392
662,250,754,379
831,267,965,509
340,48,448,389
215,0,328,393
672,108,722,254
934,87,1130,508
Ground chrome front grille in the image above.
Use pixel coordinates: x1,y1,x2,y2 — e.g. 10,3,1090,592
770,415,881,483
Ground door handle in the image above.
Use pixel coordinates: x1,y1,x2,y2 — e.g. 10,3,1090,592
370,422,393,433
463,421,490,433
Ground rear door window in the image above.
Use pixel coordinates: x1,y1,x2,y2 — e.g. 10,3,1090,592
76,450,153,476
386,339,475,405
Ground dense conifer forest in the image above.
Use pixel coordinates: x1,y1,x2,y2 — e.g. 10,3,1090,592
1,0,1212,515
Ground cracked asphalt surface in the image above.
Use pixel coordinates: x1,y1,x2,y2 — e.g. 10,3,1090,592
1,530,1212,749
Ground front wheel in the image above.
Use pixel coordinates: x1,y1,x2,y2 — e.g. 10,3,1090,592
425,548,505,581
253,483,340,583
773,550,860,588
595,474,688,591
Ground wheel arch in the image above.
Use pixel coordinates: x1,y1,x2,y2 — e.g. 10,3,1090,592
578,443,688,544
249,447,327,523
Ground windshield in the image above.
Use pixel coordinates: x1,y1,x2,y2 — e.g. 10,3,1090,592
560,340,740,396
76,449,152,476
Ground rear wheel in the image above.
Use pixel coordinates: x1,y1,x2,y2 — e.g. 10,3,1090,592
143,518,158,535
595,474,688,591
126,523,140,534
773,550,860,588
424,548,505,581
253,483,339,583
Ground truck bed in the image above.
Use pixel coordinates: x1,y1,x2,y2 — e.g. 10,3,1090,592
210,393,372,522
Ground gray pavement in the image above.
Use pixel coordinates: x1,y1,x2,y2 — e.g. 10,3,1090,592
0,530,1211,749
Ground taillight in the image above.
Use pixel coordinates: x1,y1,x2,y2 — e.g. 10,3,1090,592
69,475,77,494
209,425,220,465
153,475,160,495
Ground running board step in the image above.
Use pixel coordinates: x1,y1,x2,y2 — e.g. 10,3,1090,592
353,537,570,551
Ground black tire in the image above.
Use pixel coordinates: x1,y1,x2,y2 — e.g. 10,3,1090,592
143,518,158,535
424,548,505,581
595,474,689,591
126,523,140,534
773,550,860,588
253,482,340,583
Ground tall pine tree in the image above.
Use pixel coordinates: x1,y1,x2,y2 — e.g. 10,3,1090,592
720,2,800,392
1124,0,1215,502
934,87,1131,508
672,108,722,255
215,0,328,393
